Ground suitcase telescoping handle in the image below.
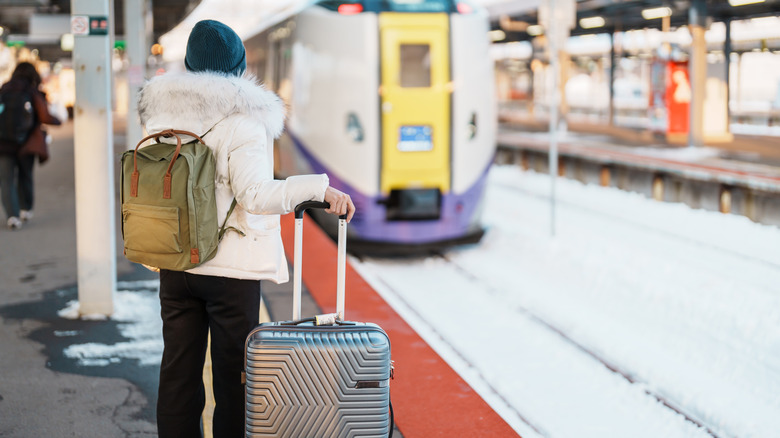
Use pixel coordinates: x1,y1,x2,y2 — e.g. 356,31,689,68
292,201,348,323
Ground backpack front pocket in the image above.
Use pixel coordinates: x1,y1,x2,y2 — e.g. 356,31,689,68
122,204,182,254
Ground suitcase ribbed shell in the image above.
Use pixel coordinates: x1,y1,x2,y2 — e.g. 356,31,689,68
245,322,391,438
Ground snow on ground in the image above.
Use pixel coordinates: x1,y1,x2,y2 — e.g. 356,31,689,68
60,280,162,367
352,165,780,438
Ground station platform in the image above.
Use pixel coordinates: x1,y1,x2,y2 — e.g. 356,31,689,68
0,119,517,437
497,112,780,226
4,112,777,437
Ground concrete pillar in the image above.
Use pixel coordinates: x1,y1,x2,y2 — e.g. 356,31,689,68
72,0,116,316
688,0,707,147
124,0,152,149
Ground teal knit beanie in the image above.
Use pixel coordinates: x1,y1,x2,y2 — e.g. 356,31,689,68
185,20,246,76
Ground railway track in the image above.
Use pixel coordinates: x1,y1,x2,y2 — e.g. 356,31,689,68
356,249,728,438
433,251,727,438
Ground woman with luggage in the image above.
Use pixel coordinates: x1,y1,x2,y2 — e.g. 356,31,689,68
137,19,354,438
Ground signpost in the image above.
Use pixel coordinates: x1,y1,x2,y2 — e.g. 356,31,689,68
539,0,575,237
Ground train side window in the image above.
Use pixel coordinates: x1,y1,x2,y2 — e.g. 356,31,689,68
400,44,431,88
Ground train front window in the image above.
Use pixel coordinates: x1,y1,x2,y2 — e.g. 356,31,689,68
400,44,431,88
380,0,453,12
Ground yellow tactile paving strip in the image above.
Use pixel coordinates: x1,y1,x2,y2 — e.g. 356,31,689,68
202,298,272,437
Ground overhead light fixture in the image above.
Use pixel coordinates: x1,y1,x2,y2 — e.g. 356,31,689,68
579,16,606,29
61,34,74,52
728,0,765,5
489,29,506,42
527,25,544,36
641,7,673,20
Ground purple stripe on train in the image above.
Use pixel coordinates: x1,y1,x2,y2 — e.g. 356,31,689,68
288,133,490,244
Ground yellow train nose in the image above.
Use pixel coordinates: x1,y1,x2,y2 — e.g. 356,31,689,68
379,13,451,195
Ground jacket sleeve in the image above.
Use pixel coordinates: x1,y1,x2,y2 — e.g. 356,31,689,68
227,117,329,215
32,92,61,126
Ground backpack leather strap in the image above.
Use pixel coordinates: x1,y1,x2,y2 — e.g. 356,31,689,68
131,129,204,198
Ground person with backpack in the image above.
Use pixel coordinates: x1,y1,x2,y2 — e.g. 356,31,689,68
0,62,61,230
137,20,355,438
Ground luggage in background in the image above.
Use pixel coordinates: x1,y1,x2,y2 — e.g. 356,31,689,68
244,201,393,438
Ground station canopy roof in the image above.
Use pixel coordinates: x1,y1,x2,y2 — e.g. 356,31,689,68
486,0,780,42
0,0,202,60
2,0,779,61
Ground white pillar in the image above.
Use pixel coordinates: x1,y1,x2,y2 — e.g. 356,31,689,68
72,0,116,316
124,0,151,149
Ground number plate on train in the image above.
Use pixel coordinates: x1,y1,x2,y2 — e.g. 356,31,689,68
398,125,433,152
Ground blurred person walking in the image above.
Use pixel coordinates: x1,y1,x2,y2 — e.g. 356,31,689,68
137,19,354,438
0,62,61,230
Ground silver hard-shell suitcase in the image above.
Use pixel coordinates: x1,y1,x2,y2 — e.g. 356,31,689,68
244,201,393,437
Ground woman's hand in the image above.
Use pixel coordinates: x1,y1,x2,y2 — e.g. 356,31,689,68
323,186,356,223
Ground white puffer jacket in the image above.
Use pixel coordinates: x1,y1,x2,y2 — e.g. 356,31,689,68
138,71,328,282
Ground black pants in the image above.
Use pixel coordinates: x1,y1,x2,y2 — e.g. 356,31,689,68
157,270,261,438
0,153,34,219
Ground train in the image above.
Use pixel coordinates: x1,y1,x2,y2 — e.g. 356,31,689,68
243,0,496,252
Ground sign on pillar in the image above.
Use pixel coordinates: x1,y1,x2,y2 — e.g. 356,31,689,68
72,0,116,317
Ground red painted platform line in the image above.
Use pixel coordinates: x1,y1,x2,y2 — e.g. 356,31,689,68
280,214,519,437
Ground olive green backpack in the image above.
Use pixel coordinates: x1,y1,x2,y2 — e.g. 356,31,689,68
120,129,238,271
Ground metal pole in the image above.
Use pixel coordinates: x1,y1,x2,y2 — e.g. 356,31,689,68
293,218,303,320
724,18,732,130
124,0,150,149
72,0,116,316
609,31,616,126
336,218,347,321
548,0,559,237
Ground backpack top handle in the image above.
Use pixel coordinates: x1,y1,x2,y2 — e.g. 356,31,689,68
130,129,205,199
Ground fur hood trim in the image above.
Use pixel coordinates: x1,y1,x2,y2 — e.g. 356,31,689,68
138,71,285,138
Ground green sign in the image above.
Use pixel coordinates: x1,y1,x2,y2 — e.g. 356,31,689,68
89,16,108,35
